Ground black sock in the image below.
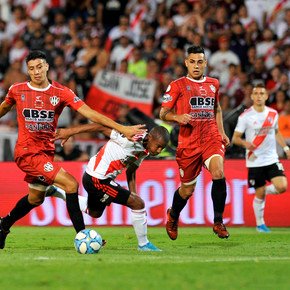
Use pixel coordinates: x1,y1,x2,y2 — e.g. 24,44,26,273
66,193,85,233
211,178,227,223
170,189,188,219
2,195,36,230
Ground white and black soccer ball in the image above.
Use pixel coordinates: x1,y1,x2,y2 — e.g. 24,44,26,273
74,229,102,254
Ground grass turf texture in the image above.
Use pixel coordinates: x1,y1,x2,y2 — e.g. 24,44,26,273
1,227,290,290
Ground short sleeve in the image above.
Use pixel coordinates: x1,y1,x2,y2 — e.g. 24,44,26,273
5,85,16,106
234,114,246,134
62,87,85,111
161,81,180,110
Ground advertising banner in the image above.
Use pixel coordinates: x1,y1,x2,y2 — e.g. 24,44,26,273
0,160,289,227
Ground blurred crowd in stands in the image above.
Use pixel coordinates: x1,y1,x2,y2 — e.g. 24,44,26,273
0,0,289,159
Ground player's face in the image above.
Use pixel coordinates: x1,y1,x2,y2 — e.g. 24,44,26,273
185,53,207,80
147,135,167,156
251,87,268,106
27,58,49,87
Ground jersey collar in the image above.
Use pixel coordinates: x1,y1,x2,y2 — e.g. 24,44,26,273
27,82,51,91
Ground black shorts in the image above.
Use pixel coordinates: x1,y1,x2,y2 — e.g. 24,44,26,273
82,172,130,213
248,162,285,189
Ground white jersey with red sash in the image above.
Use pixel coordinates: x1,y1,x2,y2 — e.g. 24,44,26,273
85,130,149,180
234,106,279,168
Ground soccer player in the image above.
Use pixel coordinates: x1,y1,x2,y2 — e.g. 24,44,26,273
232,84,290,232
160,46,230,240
47,123,170,251
0,50,145,249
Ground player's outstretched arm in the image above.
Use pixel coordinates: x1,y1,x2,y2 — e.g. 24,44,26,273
77,104,146,141
0,101,13,119
53,123,112,146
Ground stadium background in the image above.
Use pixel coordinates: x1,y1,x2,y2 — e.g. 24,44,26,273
0,1,289,228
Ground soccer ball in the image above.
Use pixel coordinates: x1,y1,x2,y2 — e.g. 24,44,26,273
74,229,102,254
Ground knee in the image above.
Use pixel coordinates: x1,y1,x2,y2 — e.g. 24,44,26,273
88,209,103,218
28,195,45,206
63,179,78,193
211,169,224,180
275,184,287,194
129,196,145,210
179,185,194,199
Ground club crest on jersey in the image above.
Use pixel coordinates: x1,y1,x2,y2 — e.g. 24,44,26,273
210,85,216,93
44,162,54,172
50,96,60,106
162,94,172,103
34,96,44,108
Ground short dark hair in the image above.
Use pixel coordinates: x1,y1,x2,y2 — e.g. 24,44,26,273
26,50,47,63
254,83,265,89
150,126,170,144
186,46,205,56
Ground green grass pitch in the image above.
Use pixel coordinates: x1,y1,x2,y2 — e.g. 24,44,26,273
1,226,290,290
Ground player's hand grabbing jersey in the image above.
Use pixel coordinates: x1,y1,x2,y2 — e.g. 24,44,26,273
86,130,149,180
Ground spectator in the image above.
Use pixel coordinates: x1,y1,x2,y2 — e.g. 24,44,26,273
256,28,277,70
248,57,270,86
4,5,26,43
97,0,127,35
104,15,134,52
269,90,288,114
110,34,134,70
208,35,240,80
204,6,230,51
2,59,27,92
67,60,93,102
128,47,147,78
238,4,256,30
230,22,248,68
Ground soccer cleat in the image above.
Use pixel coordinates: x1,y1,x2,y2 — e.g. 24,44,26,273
166,208,179,240
138,242,162,252
0,218,10,249
45,185,57,197
213,222,230,239
256,224,271,233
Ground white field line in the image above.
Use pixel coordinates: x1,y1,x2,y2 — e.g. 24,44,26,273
31,256,290,263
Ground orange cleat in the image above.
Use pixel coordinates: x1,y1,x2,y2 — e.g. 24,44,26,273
166,208,179,240
213,222,230,239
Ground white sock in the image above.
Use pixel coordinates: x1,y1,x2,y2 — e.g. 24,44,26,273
78,195,88,213
131,208,149,247
48,185,88,213
265,184,278,194
253,197,265,226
